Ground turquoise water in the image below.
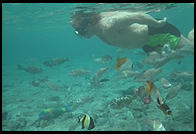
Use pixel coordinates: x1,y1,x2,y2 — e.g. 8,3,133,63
2,3,194,131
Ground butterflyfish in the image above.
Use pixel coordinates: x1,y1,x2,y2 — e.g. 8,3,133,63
157,102,173,116
116,57,133,71
146,80,164,105
146,81,172,116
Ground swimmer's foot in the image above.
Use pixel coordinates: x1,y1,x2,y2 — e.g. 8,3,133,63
158,17,167,26
159,17,167,23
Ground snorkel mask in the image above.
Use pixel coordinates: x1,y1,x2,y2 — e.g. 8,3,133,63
71,15,89,38
71,11,100,38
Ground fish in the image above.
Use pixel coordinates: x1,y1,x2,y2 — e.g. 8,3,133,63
177,71,194,78
39,106,70,120
136,86,151,104
17,64,43,74
94,58,103,63
99,78,110,83
110,95,137,109
101,55,112,62
134,61,144,69
69,69,90,77
178,60,182,64
142,51,161,65
146,81,173,116
78,114,95,130
116,57,134,72
168,71,194,83
45,81,59,91
160,78,172,89
116,48,126,54
146,80,173,116
157,102,172,116
116,57,127,70
92,67,109,85
146,80,154,95
154,52,184,69
154,56,172,69
146,80,164,104
93,55,112,64
31,80,40,87
134,68,162,82
118,70,140,79
165,84,182,101
181,83,193,91
43,58,69,67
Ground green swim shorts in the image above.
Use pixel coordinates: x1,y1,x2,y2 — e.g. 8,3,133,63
147,33,180,49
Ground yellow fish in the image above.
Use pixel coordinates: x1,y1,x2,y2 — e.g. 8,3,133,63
146,80,154,94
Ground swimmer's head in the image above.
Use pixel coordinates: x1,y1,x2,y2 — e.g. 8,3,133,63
71,11,100,38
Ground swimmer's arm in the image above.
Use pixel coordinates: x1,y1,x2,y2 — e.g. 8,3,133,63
135,13,167,28
98,12,166,30
121,13,166,28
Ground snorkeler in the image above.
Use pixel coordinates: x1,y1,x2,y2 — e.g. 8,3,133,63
71,10,194,60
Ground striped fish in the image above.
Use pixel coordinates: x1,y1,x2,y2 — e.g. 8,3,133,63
78,114,95,130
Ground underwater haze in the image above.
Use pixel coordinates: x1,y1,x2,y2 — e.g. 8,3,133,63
2,3,194,131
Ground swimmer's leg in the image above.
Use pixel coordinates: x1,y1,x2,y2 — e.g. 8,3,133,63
177,35,194,55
